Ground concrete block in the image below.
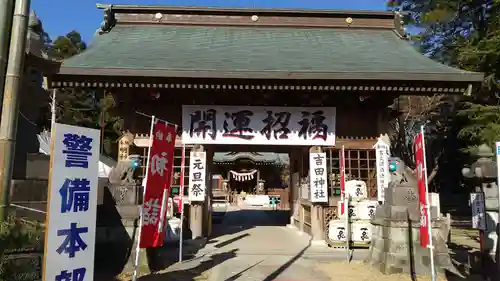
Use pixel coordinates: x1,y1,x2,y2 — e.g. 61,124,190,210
384,186,418,206
25,153,50,180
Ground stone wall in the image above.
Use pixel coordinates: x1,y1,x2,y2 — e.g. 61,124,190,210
365,166,454,276
366,218,453,275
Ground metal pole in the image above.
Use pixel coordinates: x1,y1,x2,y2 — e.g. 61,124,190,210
0,0,30,222
132,116,155,281
345,194,350,262
178,144,186,263
0,0,14,97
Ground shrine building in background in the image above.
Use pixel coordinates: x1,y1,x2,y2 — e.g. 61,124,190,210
45,5,483,241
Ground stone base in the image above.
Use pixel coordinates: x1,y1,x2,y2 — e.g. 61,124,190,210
365,223,454,276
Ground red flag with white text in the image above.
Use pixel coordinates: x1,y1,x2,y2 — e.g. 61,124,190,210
139,122,176,248
414,130,430,248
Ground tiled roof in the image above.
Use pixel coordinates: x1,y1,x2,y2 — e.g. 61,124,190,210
58,24,483,82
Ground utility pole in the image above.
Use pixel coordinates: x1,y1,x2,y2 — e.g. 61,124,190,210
0,0,31,221
0,0,15,96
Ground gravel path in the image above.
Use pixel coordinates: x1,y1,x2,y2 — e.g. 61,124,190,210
315,260,472,281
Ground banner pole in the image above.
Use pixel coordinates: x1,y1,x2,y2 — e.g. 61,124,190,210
178,143,186,263
132,116,155,281
340,145,349,261
420,125,436,281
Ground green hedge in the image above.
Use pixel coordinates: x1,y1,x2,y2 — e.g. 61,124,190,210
0,216,43,281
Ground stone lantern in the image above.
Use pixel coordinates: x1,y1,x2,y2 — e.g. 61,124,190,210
462,144,497,189
462,144,498,256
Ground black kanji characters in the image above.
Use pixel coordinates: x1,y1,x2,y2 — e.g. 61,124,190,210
260,111,292,140
223,110,255,140
298,110,328,140
189,109,217,140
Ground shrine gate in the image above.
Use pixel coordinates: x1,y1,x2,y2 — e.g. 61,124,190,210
46,4,483,242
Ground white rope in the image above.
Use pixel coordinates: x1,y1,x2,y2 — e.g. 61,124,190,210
229,169,257,182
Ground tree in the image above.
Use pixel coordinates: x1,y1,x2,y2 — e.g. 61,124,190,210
47,30,87,60
387,0,500,148
385,0,500,192
42,30,123,158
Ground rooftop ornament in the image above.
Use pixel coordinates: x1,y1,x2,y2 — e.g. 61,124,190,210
97,7,117,35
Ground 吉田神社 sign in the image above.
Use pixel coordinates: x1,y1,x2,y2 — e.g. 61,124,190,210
309,152,328,203
181,105,336,146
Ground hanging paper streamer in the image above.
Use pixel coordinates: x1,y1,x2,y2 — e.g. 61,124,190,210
230,170,257,182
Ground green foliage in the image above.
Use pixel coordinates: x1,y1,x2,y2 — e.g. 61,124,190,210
385,0,500,194
388,0,500,155
457,102,500,151
47,30,87,60
0,217,43,281
41,30,123,158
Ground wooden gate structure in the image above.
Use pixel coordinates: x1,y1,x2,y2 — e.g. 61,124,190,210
45,4,483,241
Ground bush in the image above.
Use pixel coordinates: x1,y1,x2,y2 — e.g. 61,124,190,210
0,216,43,281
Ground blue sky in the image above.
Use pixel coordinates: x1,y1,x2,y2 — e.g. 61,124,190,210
32,0,388,42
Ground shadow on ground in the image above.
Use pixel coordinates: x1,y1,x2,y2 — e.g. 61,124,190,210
139,249,239,281
103,208,292,280
209,209,290,243
445,242,492,281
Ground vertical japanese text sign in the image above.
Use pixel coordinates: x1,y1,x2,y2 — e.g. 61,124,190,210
140,122,176,248
414,129,430,248
309,152,328,203
375,138,390,202
43,123,100,281
470,192,486,230
189,151,207,202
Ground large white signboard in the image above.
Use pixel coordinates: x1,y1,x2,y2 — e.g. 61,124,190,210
309,152,328,203
182,105,336,146
43,123,100,281
189,151,207,202
470,192,486,230
375,138,390,202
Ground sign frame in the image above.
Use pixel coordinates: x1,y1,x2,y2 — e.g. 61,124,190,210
309,152,328,203
188,151,207,202
181,105,336,146
470,192,486,230
374,138,390,202
42,123,100,281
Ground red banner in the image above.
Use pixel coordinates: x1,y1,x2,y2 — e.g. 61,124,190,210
340,146,346,215
414,130,429,248
139,122,176,248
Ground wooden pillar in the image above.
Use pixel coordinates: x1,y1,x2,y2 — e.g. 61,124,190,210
289,147,300,225
190,145,204,239
203,149,214,237
310,146,325,242
256,169,260,193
